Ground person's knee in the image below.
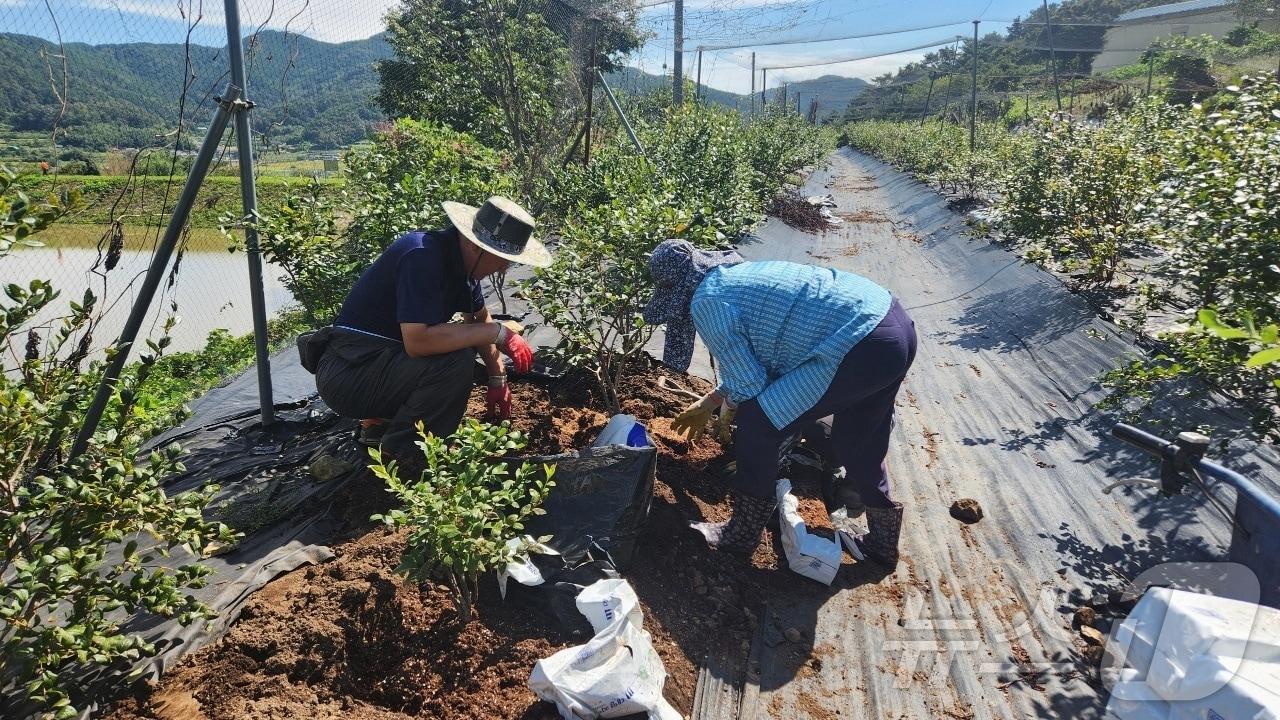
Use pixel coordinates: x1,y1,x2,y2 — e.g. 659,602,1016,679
441,347,478,384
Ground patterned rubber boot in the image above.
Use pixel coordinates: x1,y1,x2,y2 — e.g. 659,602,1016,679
847,502,904,568
691,492,778,555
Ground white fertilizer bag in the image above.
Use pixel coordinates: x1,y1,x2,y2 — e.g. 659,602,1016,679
528,579,681,720
1105,587,1280,720
776,479,842,585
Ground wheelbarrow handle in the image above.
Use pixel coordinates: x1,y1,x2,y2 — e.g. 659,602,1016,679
1112,423,1176,457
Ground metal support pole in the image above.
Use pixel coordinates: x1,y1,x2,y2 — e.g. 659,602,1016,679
584,19,599,164
597,70,646,157
1146,52,1155,95
561,121,587,168
920,72,936,125
1069,74,1076,113
970,20,979,152
225,0,274,429
781,83,787,108
939,72,955,126
673,0,684,105
1043,0,1062,111
695,48,703,102
761,68,767,111
70,86,240,459
750,53,756,115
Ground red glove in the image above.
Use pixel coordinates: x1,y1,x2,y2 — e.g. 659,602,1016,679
495,321,533,374
486,376,513,420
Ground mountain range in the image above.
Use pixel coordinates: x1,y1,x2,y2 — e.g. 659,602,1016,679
0,31,867,150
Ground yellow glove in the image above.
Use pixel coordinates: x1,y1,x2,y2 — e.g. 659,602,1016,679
715,400,737,444
671,392,720,442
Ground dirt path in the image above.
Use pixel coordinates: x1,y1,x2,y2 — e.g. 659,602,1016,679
696,150,1279,720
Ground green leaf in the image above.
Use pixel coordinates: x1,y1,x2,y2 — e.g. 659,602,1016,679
1245,348,1280,368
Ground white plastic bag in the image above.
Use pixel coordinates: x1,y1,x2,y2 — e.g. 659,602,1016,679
528,579,681,720
496,536,559,599
776,479,842,586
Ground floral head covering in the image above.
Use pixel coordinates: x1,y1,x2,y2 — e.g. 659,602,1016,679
643,239,743,372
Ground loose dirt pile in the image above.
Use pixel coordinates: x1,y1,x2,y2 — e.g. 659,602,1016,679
107,361,846,720
834,209,890,224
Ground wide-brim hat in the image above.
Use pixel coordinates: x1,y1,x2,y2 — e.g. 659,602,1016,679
442,196,552,268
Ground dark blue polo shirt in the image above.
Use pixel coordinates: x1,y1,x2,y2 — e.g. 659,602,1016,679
334,228,485,343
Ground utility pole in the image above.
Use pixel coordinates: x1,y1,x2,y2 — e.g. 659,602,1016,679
750,52,756,115
673,0,684,105
970,20,980,151
920,71,936,125
695,47,703,102
1043,0,1062,111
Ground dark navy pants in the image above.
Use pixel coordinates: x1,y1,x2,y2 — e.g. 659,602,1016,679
315,329,476,455
733,298,917,506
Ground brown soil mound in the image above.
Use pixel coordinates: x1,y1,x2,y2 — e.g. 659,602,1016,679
107,362,844,720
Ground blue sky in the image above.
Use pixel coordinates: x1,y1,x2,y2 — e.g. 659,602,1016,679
0,0,1056,93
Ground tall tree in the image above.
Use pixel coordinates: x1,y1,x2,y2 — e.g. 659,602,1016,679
375,0,639,195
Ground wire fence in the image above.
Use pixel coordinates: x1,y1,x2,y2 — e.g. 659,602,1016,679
2,0,1278,366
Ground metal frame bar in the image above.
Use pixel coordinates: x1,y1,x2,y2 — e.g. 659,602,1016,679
225,0,275,428
70,85,242,459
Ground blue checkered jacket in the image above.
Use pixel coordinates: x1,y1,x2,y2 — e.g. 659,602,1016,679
690,261,892,429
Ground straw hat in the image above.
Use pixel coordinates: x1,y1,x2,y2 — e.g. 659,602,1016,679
442,196,552,268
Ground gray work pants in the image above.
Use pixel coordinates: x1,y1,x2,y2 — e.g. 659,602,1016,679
314,329,475,455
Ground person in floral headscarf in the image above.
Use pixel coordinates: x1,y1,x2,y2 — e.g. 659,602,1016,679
643,240,917,568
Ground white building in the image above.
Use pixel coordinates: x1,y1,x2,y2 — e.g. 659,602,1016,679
1092,0,1277,72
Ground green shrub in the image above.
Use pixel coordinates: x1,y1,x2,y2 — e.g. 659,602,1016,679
525,192,704,413
1148,78,1280,322
370,420,554,624
240,119,516,325
1,166,233,718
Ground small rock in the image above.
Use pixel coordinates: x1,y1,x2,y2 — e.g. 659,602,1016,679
309,454,354,482
784,627,803,644
949,498,984,524
1080,625,1107,646
1108,586,1142,612
1082,645,1105,666
1073,607,1097,629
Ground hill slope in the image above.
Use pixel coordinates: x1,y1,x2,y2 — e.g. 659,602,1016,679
0,31,865,150
0,31,391,149
609,66,867,119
